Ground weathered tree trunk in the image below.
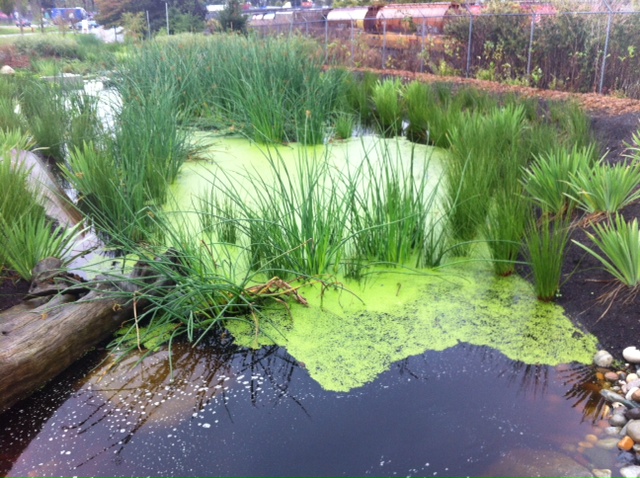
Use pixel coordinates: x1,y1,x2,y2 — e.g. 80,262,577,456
0,285,135,414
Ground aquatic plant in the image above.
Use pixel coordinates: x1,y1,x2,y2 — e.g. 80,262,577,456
349,140,441,267
524,215,571,301
0,215,84,281
0,130,44,228
212,147,356,278
523,145,596,216
332,112,355,141
18,77,69,163
483,189,530,276
574,214,640,299
567,159,640,215
371,78,404,137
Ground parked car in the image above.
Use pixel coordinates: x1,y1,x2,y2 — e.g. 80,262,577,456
74,20,99,30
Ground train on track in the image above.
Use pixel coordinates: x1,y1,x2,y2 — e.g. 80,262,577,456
247,2,558,35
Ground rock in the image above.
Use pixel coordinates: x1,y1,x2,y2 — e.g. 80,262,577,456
595,350,615,368
627,420,640,442
0,65,15,75
605,371,619,382
610,412,629,427
633,390,640,402
624,347,640,364
628,374,639,383
627,387,640,400
617,451,639,466
604,426,622,436
597,437,622,449
628,409,640,420
484,449,594,477
619,436,635,451
621,466,640,478
592,469,611,478
585,434,599,443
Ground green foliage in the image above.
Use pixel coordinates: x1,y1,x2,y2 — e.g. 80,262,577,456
371,78,404,137
217,0,248,33
574,214,640,288
523,145,596,216
568,160,640,215
525,215,571,301
0,130,43,228
17,77,68,162
0,215,84,280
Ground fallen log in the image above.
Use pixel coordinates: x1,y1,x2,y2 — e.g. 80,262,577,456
0,260,160,414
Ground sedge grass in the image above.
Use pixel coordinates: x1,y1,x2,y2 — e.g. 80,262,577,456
524,214,572,301
574,214,640,290
482,189,530,276
568,159,640,215
371,78,404,138
523,145,596,216
348,140,440,268
0,215,85,280
0,130,44,227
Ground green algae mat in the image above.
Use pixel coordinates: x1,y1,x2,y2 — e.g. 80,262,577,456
228,264,598,392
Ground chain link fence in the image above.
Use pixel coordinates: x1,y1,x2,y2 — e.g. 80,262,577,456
249,1,640,98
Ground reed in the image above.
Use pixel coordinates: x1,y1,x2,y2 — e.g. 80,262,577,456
482,190,530,276
211,147,356,279
18,77,69,163
524,215,571,301
371,78,404,137
349,140,439,267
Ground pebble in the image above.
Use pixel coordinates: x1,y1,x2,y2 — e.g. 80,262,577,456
579,441,595,449
595,350,615,368
628,409,640,420
592,469,612,478
605,371,620,382
629,374,640,383
585,434,599,443
611,413,629,427
624,347,640,364
619,436,635,451
621,466,640,478
605,426,623,436
628,421,640,442
597,437,622,450
617,451,639,466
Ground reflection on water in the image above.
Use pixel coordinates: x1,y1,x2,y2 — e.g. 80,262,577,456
0,342,615,477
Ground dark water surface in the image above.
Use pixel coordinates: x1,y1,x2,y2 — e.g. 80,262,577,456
0,343,612,477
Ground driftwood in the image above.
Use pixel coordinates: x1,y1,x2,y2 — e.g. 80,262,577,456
0,260,161,414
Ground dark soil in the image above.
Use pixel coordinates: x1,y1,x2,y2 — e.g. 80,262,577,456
1,79,639,358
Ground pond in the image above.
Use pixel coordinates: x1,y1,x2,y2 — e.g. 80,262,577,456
0,133,618,477
0,342,613,477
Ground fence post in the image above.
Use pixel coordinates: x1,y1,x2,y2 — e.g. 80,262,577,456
351,19,355,67
165,2,169,34
382,19,387,70
324,17,329,63
420,18,426,73
599,1,613,94
526,14,536,77
465,4,473,78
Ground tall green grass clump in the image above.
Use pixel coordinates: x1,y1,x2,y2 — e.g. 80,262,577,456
211,147,356,279
404,81,435,144
568,159,640,215
445,104,527,255
342,71,378,126
349,141,442,268
0,215,84,281
574,214,640,296
371,78,404,137
483,190,530,276
124,35,345,145
0,131,44,227
523,145,596,216
18,77,69,162
524,215,571,301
